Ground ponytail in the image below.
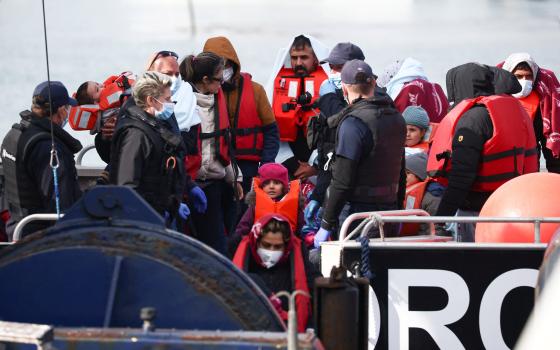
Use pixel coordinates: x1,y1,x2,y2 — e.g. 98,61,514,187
180,52,224,84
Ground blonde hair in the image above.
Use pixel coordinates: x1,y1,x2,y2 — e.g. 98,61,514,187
133,71,171,109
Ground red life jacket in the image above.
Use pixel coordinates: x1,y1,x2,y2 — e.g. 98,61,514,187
518,90,540,121
272,67,328,142
253,178,300,233
427,95,538,192
400,181,428,235
232,73,264,162
232,235,310,332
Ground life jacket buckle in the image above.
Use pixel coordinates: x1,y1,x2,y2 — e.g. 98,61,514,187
166,156,177,170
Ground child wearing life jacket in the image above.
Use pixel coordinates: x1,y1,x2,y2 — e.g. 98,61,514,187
403,106,431,156
228,163,305,257
402,152,445,235
232,213,319,332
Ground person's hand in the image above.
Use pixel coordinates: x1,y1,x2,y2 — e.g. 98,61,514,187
190,186,207,213
319,79,337,97
178,203,190,220
234,182,244,201
294,161,317,180
101,116,117,140
314,227,331,248
304,200,320,224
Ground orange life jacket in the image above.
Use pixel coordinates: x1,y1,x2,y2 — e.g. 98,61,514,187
198,89,231,167
253,178,300,233
232,235,310,332
232,73,264,162
272,67,328,142
518,90,540,121
427,95,538,192
400,181,428,235
69,73,134,131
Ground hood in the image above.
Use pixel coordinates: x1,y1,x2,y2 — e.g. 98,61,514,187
446,63,496,105
502,52,539,81
203,36,241,71
248,213,294,267
384,57,428,100
489,66,522,95
265,35,331,103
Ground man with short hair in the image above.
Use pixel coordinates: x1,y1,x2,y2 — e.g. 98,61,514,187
315,60,406,247
1,81,83,239
268,35,329,179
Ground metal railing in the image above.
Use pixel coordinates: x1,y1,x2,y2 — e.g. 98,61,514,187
11,213,64,243
76,144,97,166
339,209,560,243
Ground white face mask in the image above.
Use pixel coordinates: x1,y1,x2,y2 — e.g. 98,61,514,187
513,79,533,99
257,247,283,268
328,72,342,90
170,75,182,96
223,67,234,83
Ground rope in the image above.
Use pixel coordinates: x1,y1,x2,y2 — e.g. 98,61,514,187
41,0,61,218
356,236,374,280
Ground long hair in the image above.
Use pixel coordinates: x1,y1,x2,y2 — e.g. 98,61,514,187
179,52,224,84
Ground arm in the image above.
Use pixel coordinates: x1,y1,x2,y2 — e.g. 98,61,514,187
397,151,406,209
436,107,493,216
112,128,150,188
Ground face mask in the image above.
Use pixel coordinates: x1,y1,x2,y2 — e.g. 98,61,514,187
154,98,175,120
513,79,533,99
223,67,234,83
170,76,182,96
257,247,283,268
328,72,342,90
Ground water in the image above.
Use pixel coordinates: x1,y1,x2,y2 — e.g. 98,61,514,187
1,0,559,165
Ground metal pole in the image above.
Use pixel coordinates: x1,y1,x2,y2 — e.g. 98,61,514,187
12,213,63,242
535,219,541,243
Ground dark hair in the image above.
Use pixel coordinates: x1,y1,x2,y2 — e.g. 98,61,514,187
179,52,224,84
290,35,312,51
31,95,53,117
513,62,533,74
75,81,94,105
261,218,291,242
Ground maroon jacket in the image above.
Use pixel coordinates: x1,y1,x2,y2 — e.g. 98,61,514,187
394,78,449,123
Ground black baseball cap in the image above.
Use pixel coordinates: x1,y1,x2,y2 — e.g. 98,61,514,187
341,59,377,84
33,81,77,111
320,42,365,66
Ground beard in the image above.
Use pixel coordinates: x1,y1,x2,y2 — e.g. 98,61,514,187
294,65,308,76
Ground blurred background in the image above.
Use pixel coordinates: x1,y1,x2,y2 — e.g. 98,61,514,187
1,0,559,164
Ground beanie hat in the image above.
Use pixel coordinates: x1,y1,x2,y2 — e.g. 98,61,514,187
403,106,430,130
258,163,289,189
405,152,428,181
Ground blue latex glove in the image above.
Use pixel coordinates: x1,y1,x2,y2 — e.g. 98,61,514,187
178,203,190,220
319,79,337,97
304,200,320,225
190,186,207,213
314,227,331,248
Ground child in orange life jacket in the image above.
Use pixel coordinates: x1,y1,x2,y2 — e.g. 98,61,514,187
228,163,305,257
403,152,444,235
75,81,104,105
403,106,430,156
232,213,318,332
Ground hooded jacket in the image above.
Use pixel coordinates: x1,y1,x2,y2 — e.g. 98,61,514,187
203,36,279,163
232,213,317,332
498,53,560,159
435,63,529,216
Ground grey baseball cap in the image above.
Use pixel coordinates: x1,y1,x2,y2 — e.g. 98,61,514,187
341,59,377,84
320,42,365,66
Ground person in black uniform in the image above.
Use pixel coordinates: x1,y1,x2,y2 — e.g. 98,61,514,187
314,60,406,247
305,42,366,223
1,81,82,239
109,71,189,227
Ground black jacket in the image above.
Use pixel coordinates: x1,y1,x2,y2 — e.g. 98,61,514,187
110,103,186,215
436,63,522,216
1,111,82,238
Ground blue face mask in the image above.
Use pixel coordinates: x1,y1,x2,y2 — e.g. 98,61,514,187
170,76,182,96
154,98,175,120
328,72,342,90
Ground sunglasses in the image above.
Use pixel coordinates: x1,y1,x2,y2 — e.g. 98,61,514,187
148,50,179,69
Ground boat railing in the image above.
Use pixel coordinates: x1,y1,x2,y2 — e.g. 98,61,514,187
75,144,97,166
10,214,64,243
339,209,560,244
